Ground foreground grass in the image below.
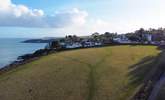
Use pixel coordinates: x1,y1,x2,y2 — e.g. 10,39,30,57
0,45,160,100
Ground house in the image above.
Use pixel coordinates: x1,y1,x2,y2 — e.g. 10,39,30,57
82,41,95,47
141,34,152,42
146,34,152,42
113,37,122,43
65,42,82,49
113,34,131,43
94,42,102,46
160,40,165,45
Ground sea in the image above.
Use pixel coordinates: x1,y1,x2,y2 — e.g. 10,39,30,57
0,38,46,68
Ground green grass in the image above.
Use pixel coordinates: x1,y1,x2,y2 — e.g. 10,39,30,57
0,45,160,100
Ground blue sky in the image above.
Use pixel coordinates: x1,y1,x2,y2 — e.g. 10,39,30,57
0,0,165,38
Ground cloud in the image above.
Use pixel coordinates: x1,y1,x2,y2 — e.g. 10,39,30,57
45,8,88,28
0,0,88,28
0,0,11,9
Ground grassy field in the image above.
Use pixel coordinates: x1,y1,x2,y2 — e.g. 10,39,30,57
0,45,161,100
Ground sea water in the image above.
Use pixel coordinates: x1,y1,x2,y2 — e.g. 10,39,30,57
0,38,46,68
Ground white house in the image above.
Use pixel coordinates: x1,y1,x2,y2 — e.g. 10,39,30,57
146,34,152,42
83,41,95,47
94,42,102,46
65,42,82,49
113,35,131,43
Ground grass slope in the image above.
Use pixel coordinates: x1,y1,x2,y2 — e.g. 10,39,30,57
0,45,160,100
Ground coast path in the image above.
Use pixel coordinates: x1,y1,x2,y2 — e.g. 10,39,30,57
148,73,165,100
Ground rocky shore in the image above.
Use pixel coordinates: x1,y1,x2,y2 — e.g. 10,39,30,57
0,48,56,74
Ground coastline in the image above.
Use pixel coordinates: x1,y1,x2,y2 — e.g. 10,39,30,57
0,43,163,100
0,57,39,74
0,43,157,75
0,49,56,75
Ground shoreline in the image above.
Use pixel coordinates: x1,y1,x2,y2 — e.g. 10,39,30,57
0,43,158,75
0,49,56,75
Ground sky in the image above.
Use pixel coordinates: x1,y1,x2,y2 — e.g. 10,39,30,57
0,0,165,38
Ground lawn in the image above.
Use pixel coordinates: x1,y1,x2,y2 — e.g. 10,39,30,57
0,45,160,100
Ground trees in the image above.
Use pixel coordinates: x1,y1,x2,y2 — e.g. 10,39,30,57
126,28,165,42
102,32,117,43
48,41,61,50
150,28,165,41
134,28,149,42
91,32,100,42
126,28,152,42
125,33,140,42
65,35,80,43
104,32,116,40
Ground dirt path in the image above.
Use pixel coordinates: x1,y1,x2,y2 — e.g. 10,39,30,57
87,51,111,100
148,73,165,100
61,49,111,100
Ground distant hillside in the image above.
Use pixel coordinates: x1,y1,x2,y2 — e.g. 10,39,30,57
22,39,54,43
22,38,62,43
0,45,160,100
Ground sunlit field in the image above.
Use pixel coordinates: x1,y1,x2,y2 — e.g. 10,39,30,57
0,45,160,100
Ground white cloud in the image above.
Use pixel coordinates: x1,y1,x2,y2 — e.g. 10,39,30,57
45,8,88,28
0,0,88,28
0,0,11,9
